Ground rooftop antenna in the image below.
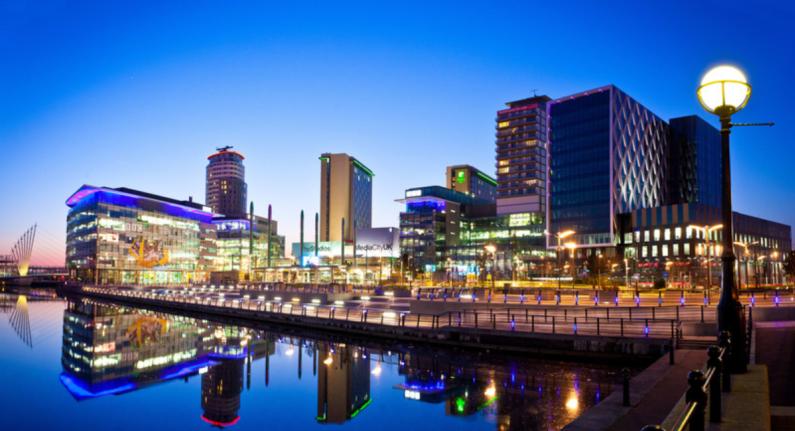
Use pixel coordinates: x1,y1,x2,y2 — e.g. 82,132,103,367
216,145,233,152
531,89,538,97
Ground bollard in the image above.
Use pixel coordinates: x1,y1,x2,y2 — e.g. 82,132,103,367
707,345,723,423
622,368,631,406
573,317,578,335
718,331,732,392
575,291,579,306
686,370,707,431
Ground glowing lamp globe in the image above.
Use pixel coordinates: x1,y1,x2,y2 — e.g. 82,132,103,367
697,65,751,116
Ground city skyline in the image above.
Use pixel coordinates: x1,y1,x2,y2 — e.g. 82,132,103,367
2,1,794,266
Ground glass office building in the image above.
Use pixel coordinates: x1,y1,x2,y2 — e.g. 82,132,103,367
446,165,497,203
668,115,722,209
66,185,217,285
320,153,373,242
550,86,668,249
206,147,247,218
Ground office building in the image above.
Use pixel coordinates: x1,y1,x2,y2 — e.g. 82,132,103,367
319,153,373,242
398,186,491,274
495,95,551,216
550,86,669,249
446,165,497,202
65,184,286,286
206,146,247,218
668,115,722,209
66,185,217,285
618,203,791,287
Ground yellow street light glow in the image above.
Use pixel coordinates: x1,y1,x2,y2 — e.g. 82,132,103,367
484,244,497,254
382,311,397,319
484,384,497,398
697,65,751,115
559,230,576,239
371,363,382,376
564,242,577,249
285,347,295,356
565,391,580,412
323,356,334,366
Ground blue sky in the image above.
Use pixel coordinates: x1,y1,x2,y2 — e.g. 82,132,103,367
1,0,793,265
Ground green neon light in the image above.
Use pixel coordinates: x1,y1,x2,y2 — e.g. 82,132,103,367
319,156,330,163
348,398,372,418
352,159,374,177
475,171,497,186
455,397,466,413
315,414,327,422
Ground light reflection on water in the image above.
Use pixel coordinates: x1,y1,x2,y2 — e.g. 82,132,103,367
0,294,628,430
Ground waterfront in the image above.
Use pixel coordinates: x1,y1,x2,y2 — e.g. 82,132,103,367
0,293,627,430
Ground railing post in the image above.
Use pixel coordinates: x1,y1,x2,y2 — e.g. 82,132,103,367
622,367,631,406
686,370,707,431
707,345,722,423
718,331,732,392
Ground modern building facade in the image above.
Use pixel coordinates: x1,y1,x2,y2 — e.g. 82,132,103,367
445,165,497,203
550,86,669,249
66,185,217,285
320,153,373,242
65,185,285,286
206,147,247,218
398,186,489,274
667,115,722,209
617,203,791,287
495,95,551,216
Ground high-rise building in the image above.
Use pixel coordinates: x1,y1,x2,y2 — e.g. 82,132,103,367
550,86,668,248
495,95,551,216
319,153,373,242
206,146,247,218
445,165,497,202
668,115,722,210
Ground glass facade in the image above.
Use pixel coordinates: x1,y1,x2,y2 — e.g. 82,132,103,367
550,86,668,247
352,163,373,230
668,115,722,210
66,185,285,286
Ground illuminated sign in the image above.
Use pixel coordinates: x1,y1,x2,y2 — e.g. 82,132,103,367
129,238,169,268
405,189,422,198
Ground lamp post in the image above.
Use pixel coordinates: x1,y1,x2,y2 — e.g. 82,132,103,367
697,64,752,371
545,229,575,291
484,244,497,295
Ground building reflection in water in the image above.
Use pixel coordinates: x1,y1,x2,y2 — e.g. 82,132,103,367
316,344,371,424
58,298,616,430
395,351,607,431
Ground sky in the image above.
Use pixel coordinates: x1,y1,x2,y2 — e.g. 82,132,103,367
1,0,794,266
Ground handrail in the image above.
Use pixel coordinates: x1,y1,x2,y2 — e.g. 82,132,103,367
641,334,731,431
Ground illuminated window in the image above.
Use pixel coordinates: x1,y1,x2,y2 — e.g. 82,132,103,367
673,243,679,256
662,245,668,257
684,243,691,255
653,229,661,241
664,228,670,241
674,227,682,240
498,121,509,128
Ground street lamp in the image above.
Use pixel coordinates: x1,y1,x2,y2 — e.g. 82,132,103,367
484,244,497,294
545,229,576,291
697,64,751,371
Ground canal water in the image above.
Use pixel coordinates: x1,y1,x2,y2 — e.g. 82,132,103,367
0,294,627,430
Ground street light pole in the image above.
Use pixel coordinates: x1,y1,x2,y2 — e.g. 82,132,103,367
697,64,754,372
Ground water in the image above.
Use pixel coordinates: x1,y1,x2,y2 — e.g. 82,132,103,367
0,294,626,430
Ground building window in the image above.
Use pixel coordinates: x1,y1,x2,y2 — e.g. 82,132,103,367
674,227,682,240
662,244,669,257
624,232,633,244
634,231,640,242
684,243,690,256
644,230,650,242
686,226,693,239
652,245,658,257
664,228,671,241
642,246,648,258
653,229,661,241
673,243,679,256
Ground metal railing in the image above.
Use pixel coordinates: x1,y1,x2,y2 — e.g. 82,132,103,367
641,332,732,431
80,286,680,343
